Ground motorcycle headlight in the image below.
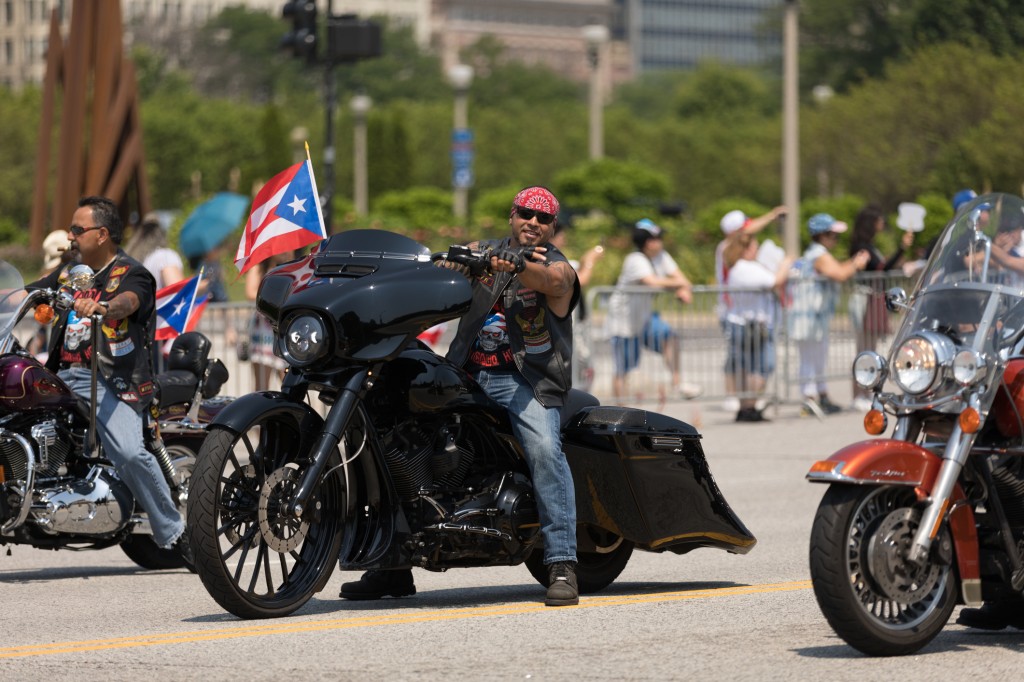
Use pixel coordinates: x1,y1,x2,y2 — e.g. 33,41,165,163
952,349,986,386
891,332,955,395
281,313,329,367
852,351,886,390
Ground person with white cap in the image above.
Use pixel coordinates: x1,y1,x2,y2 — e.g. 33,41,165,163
788,213,870,417
605,218,701,402
715,205,786,411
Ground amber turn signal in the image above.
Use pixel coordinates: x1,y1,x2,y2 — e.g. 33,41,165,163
809,460,838,474
34,304,55,325
959,407,981,433
864,409,887,435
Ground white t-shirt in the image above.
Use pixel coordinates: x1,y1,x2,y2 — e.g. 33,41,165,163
605,250,680,337
725,258,777,326
143,248,184,290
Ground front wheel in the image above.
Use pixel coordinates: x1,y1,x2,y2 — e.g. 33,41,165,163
526,526,634,593
809,484,957,656
188,409,347,618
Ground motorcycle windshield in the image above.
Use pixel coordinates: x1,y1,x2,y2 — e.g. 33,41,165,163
317,229,432,261
0,261,26,341
890,193,1024,405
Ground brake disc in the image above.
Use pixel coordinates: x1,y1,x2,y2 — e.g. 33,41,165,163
866,507,942,603
258,466,310,553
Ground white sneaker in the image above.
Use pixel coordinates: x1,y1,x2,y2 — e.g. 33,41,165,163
676,382,704,400
722,396,740,412
755,397,768,412
852,397,874,412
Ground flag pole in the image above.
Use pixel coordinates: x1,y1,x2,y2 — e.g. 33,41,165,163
183,267,204,331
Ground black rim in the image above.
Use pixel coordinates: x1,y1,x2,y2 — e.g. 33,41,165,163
846,487,949,630
212,416,343,607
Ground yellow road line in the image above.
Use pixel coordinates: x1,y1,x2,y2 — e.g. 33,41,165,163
1,580,811,659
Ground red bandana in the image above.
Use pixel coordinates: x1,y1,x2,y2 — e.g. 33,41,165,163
511,187,559,217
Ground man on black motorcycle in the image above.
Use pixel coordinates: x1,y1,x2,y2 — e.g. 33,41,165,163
28,196,190,561
340,186,583,606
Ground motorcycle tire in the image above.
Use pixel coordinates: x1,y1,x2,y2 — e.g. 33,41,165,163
809,483,956,656
120,442,198,571
526,526,634,593
188,413,346,619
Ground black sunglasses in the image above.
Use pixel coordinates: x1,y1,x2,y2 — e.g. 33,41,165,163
69,224,104,236
515,206,556,225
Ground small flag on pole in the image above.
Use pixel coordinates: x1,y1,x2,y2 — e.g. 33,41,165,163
235,150,327,275
154,272,208,340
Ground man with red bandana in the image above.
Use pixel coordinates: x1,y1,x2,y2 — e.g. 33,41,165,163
340,186,583,606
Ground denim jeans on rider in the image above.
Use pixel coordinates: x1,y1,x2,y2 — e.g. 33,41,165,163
474,369,577,565
58,368,184,548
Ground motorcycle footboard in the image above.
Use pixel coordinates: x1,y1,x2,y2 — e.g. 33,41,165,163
563,406,756,555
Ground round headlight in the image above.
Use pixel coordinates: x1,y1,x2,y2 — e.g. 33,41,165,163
892,333,953,395
853,351,886,390
952,349,986,385
282,314,329,366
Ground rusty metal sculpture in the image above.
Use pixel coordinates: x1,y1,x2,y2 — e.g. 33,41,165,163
29,0,149,251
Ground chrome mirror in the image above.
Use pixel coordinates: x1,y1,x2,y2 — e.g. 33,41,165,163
885,287,908,312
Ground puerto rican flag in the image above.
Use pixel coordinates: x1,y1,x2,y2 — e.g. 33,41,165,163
154,273,208,341
235,159,327,275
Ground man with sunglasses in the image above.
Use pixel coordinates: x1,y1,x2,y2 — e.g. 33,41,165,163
28,196,190,563
340,186,583,606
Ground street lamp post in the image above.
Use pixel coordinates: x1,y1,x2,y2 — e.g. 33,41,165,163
448,63,474,222
782,0,800,256
350,93,371,215
582,23,609,161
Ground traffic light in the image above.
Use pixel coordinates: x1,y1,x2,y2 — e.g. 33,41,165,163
327,14,381,63
281,1,318,63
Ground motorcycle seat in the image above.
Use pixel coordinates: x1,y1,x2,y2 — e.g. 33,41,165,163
153,332,212,407
154,370,199,407
561,388,600,429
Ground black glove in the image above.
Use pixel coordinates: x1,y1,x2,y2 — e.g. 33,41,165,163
492,246,535,274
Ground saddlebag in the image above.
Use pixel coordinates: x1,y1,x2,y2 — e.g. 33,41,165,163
563,406,756,555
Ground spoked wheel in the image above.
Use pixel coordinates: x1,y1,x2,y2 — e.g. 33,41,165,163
809,484,956,656
526,525,634,593
188,411,347,619
120,443,197,570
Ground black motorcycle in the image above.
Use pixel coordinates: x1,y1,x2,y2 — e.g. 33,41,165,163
187,230,755,618
0,261,230,569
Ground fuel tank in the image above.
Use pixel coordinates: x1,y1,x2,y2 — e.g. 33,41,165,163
993,358,1024,438
0,354,78,414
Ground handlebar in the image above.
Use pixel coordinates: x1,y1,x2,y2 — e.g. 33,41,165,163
431,244,538,276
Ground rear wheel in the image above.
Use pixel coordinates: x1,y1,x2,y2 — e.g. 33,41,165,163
809,484,956,656
526,526,634,593
188,410,348,618
120,443,197,570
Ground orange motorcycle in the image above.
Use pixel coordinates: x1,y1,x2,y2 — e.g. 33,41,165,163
807,193,1024,655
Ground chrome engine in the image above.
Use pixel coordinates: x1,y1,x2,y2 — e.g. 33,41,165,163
29,466,133,536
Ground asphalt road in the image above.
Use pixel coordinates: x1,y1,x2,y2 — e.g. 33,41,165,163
2,401,1022,680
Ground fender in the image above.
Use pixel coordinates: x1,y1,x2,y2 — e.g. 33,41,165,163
209,390,324,436
807,438,981,604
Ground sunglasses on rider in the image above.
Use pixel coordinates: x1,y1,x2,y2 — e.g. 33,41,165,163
514,206,556,225
69,224,105,237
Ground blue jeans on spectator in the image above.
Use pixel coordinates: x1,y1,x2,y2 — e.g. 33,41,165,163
59,368,184,548
474,369,577,565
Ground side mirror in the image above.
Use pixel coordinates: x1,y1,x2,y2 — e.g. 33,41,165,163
66,264,96,291
885,287,908,312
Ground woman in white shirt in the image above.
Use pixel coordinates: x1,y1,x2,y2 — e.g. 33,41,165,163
722,232,792,422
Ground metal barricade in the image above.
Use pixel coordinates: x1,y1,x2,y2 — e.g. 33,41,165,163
583,270,913,406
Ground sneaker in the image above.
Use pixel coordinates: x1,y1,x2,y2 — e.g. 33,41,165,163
676,382,703,400
956,601,1024,630
800,398,826,420
851,396,874,412
545,561,579,606
736,407,769,423
339,569,416,600
819,396,842,415
721,396,740,413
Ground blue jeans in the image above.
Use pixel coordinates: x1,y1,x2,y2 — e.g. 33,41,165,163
59,369,184,548
474,370,577,565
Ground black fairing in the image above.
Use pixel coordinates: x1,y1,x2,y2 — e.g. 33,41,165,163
256,230,473,362
563,406,757,555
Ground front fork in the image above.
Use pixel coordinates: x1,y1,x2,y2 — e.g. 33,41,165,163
286,367,373,518
908,420,973,567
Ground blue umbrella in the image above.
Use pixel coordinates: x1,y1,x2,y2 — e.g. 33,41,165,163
178,192,250,259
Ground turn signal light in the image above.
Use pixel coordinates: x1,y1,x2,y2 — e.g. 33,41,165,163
809,460,839,474
34,304,54,324
864,409,887,435
959,407,981,433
